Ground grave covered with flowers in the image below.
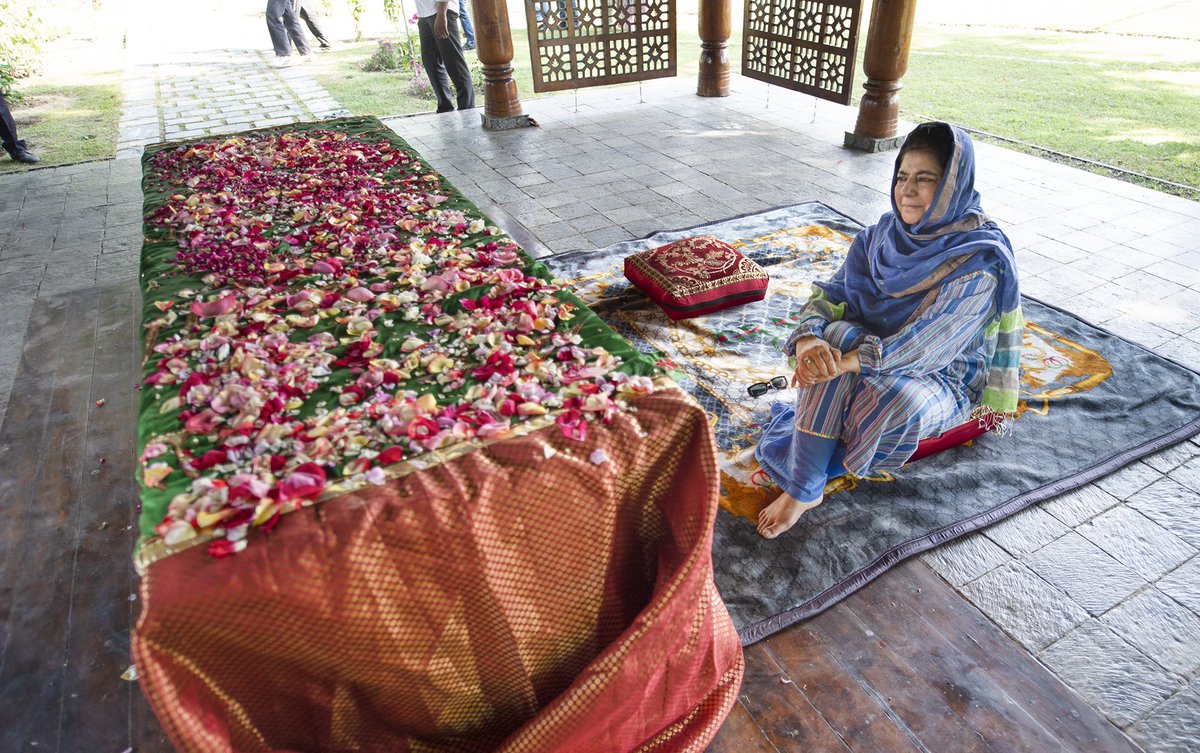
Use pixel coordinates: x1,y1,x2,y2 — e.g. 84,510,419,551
135,116,658,564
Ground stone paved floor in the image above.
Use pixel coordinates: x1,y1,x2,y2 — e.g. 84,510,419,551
1,2,1199,750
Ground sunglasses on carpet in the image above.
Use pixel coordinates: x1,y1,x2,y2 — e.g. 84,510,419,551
747,376,789,397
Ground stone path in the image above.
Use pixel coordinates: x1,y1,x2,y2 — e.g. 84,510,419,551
116,49,348,159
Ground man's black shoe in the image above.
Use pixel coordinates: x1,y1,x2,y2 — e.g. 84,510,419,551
9,147,38,164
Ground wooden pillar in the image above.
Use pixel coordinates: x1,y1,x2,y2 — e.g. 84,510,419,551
697,0,731,97
845,0,917,152
473,0,532,130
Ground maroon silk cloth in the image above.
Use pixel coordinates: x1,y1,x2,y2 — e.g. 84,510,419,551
133,387,744,752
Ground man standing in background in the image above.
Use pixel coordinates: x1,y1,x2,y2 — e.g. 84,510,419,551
459,0,476,50
265,0,312,63
415,0,475,113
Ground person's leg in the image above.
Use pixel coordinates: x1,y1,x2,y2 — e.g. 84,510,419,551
0,94,19,154
433,13,475,110
841,373,966,475
755,422,841,538
298,1,331,48
264,0,292,57
0,94,37,163
753,319,870,538
417,16,456,113
458,0,476,48
282,0,312,56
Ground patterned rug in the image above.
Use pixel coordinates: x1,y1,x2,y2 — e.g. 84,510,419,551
544,202,1200,644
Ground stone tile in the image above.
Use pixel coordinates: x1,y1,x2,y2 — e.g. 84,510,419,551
1076,505,1197,581
1102,588,1200,676
1170,456,1200,495
1025,532,1146,615
983,505,1070,556
1027,237,1090,264
1158,557,1200,615
959,561,1089,651
582,226,633,249
1040,620,1183,728
1146,259,1200,289
1041,484,1122,527
1142,439,1200,475
1058,228,1119,254
1102,315,1176,349
1127,478,1200,549
1129,684,1200,753
920,532,1012,587
1096,461,1164,501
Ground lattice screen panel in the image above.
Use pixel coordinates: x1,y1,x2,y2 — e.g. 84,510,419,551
524,0,676,93
741,0,861,105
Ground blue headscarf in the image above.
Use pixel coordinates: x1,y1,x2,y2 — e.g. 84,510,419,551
815,122,1023,416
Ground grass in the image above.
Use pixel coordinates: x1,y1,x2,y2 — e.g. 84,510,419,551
0,0,123,174
0,78,122,174
891,26,1200,196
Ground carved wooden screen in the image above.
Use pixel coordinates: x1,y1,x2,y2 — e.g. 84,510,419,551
524,0,677,93
741,0,862,105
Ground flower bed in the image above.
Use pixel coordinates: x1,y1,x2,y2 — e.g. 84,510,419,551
135,117,657,562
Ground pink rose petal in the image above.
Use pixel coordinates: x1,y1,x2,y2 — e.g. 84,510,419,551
278,463,327,502
190,294,239,318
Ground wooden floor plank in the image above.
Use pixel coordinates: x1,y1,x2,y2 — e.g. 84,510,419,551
761,621,926,753
808,601,997,753
870,560,1143,753
57,284,148,753
844,563,1068,753
734,642,853,753
706,699,780,753
0,290,98,751
0,293,72,636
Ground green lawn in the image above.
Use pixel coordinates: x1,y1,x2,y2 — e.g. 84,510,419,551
0,76,121,174
890,27,1200,196
0,0,123,174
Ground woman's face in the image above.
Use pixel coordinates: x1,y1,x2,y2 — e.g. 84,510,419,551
893,149,944,225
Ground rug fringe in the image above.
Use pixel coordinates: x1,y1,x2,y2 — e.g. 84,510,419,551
972,405,1017,437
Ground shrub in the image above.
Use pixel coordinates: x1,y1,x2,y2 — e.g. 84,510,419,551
362,39,407,72
0,1,46,98
362,38,436,101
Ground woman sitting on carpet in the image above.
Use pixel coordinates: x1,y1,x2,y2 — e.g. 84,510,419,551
755,121,1023,539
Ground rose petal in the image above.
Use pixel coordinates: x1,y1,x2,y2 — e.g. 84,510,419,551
190,294,239,318
277,463,327,502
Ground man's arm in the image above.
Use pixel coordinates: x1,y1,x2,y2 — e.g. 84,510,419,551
434,1,450,38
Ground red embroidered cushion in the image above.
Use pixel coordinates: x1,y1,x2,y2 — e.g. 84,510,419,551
624,236,769,320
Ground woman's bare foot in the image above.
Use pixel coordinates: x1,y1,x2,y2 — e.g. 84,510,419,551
757,491,823,539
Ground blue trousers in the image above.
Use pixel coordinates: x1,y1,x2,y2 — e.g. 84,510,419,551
459,0,476,45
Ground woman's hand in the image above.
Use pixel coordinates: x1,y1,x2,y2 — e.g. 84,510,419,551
792,337,841,388
793,338,862,388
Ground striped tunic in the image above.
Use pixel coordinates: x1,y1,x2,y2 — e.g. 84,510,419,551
767,269,1000,483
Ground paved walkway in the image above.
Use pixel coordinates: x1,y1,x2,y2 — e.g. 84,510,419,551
0,2,1198,751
